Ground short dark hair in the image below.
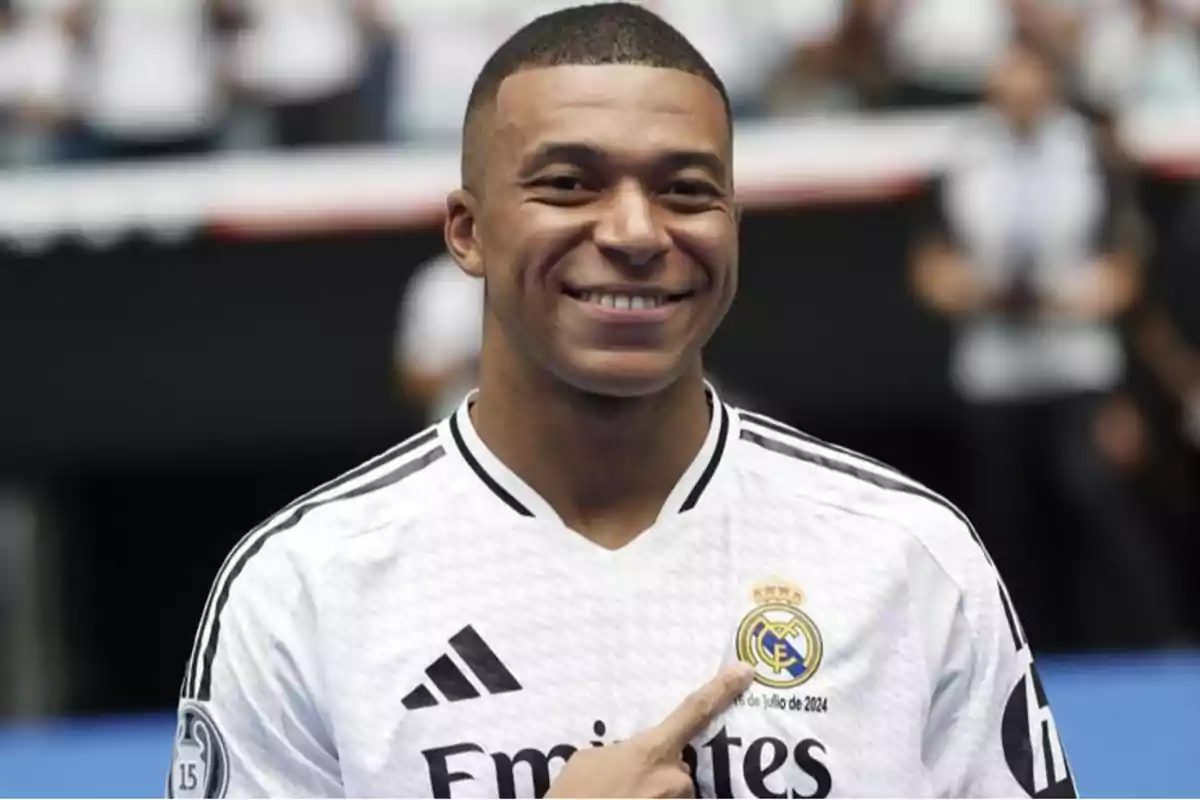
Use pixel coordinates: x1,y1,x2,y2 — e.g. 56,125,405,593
461,2,730,188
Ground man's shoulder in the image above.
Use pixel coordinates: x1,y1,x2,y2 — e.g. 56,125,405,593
728,407,985,569
216,423,461,575
181,424,462,701
731,407,929,502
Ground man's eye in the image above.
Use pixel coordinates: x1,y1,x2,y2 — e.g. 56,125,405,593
665,180,718,198
536,175,588,192
662,181,720,208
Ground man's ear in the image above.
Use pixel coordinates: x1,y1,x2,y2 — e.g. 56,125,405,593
445,189,484,278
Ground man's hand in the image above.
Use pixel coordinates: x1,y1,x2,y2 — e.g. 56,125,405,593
545,663,755,799
911,242,991,318
1042,255,1140,322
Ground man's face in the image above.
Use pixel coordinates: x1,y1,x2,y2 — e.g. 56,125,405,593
451,64,739,397
990,48,1056,129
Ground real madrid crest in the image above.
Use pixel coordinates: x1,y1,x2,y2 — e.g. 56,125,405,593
735,579,823,689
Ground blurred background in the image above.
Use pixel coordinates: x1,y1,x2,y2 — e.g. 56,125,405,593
1,0,1199,796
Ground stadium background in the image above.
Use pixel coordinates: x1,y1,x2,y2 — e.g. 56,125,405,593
2,0,1200,796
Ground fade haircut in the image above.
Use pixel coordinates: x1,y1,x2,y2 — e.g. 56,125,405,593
460,2,731,191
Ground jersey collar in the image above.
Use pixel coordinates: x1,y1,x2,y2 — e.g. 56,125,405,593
445,382,731,523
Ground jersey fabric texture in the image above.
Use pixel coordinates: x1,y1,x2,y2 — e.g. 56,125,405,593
169,385,1076,799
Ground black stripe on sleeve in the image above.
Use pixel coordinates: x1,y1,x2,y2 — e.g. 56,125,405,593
739,417,987,550
193,445,445,701
997,578,1023,650
739,410,904,479
740,428,1026,651
184,426,439,697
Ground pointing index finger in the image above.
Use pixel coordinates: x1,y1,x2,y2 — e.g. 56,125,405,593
649,663,754,754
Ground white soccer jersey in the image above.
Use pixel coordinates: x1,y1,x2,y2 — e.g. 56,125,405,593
169,386,1076,799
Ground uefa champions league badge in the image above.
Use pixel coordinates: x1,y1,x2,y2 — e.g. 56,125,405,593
733,579,829,714
168,700,230,799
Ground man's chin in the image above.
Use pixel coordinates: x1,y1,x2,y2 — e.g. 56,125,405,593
552,350,690,399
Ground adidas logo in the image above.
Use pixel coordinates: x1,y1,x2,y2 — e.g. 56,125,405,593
402,625,522,710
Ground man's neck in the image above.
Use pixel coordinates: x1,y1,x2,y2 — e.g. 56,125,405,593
469,355,712,549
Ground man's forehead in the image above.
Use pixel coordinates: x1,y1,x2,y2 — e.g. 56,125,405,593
488,63,730,156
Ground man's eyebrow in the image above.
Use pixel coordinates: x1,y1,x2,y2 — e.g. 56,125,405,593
517,142,728,183
517,143,607,178
658,150,727,184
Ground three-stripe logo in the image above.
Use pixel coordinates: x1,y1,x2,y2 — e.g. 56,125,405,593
402,625,522,710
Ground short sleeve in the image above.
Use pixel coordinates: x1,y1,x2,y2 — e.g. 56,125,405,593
924,517,1078,798
169,538,342,798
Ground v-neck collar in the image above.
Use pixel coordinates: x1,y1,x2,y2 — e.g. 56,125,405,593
444,382,731,524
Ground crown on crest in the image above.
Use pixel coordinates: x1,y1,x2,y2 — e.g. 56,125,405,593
752,579,806,607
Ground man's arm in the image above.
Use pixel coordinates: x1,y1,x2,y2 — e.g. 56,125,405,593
170,537,341,798
1133,309,1200,399
923,514,1078,798
910,236,997,319
1041,155,1144,323
909,176,1013,320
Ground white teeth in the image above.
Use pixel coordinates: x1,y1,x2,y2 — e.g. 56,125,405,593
580,292,664,309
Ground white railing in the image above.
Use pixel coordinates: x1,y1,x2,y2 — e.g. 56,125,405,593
1,108,1197,251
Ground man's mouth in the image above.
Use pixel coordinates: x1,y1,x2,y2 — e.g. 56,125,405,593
561,287,694,310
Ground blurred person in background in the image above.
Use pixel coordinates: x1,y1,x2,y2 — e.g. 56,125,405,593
760,0,901,115
1149,317,1200,485
54,0,228,162
1106,304,1200,632
1085,103,1200,636
1114,158,1200,631
1005,0,1084,77
375,0,537,144
758,0,1082,117
0,490,68,720
378,0,771,145
394,251,485,424
0,0,76,166
910,38,1187,651
888,0,1081,111
1077,0,1200,115
887,0,1016,108
0,0,21,164
222,0,381,149
636,0,779,118
1136,311,1200,448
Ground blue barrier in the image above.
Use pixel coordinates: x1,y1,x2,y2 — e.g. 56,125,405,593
0,652,1197,797
1036,651,1200,798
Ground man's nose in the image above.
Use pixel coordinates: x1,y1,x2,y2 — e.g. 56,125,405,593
593,182,670,268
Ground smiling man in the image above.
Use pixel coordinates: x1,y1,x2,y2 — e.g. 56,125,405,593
169,4,1076,798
